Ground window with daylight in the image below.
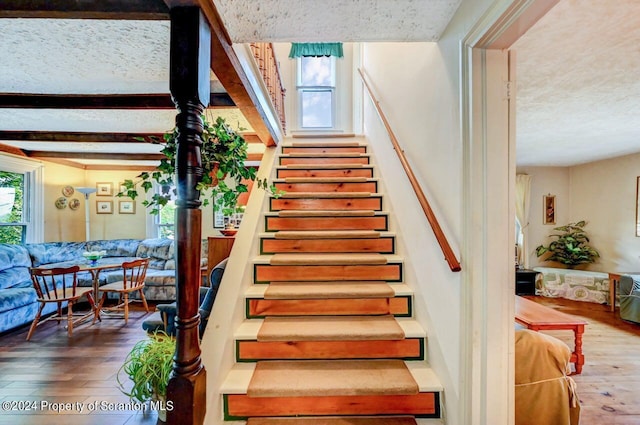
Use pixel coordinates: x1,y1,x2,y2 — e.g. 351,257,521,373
297,56,336,129
0,155,43,244
155,184,176,239
0,171,27,244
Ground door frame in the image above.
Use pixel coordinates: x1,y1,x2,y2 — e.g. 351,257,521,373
460,1,560,424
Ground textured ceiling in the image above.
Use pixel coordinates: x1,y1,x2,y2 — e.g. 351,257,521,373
514,0,640,167
214,0,463,42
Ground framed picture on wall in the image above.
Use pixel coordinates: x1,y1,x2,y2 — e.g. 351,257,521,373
96,182,113,196
543,194,555,225
96,200,113,214
119,200,136,214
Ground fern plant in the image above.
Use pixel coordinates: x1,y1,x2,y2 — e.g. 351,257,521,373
535,220,600,267
117,332,175,403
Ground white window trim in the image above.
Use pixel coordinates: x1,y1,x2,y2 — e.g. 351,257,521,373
296,56,338,131
0,154,44,243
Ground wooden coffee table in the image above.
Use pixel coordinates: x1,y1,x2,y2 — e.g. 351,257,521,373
515,295,587,374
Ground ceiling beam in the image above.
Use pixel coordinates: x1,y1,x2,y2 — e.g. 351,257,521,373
0,143,27,157
0,93,234,109
0,130,262,143
26,151,165,161
26,149,263,162
0,0,169,20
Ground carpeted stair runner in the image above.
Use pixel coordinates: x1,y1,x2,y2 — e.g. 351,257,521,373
257,315,405,341
247,416,418,425
278,209,376,217
282,152,367,158
270,253,388,266
279,192,373,198
273,230,381,239
263,281,395,299
280,177,370,183
281,163,366,169
246,359,419,397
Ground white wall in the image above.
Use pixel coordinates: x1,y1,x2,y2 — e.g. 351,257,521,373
571,153,640,271
362,42,463,424
520,153,640,273
516,166,570,268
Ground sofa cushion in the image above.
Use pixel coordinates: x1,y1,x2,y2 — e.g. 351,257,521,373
26,241,87,267
0,244,33,290
0,287,37,314
136,238,173,270
86,239,141,258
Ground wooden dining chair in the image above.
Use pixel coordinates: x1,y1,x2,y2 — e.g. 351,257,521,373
27,265,95,341
96,258,150,324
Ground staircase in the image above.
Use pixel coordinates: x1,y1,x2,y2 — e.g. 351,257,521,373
220,137,443,424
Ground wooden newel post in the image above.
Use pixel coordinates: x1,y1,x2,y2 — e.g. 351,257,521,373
167,6,211,425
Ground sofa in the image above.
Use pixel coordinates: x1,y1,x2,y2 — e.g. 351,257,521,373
0,238,208,334
515,329,580,425
618,274,640,324
533,266,609,304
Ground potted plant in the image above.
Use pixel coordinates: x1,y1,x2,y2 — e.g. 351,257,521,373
535,220,600,268
117,332,175,422
118,115,277,214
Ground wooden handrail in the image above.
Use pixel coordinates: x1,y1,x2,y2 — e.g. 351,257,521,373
358,68,461,272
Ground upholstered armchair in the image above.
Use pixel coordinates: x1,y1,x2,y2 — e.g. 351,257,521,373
618,274,640,324
142,258,227,338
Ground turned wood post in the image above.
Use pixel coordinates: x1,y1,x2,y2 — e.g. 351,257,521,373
166,6,210,425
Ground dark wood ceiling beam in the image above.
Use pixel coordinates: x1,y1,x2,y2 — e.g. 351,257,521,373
0,130,262,143
0,93,234,109
0,0,169,20
0,143,27,157
26,151,164,161
0,131,164,143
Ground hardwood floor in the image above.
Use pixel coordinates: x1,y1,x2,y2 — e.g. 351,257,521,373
528,296,640,425
0,303,161,425
2,297,639,424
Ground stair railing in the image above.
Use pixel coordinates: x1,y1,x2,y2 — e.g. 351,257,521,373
249,43,286,133
358,68,462,272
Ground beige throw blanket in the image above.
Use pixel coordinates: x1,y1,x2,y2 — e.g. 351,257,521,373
515,330,580,425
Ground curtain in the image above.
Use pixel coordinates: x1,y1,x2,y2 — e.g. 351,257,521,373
515,174,532,269
288,43,344,58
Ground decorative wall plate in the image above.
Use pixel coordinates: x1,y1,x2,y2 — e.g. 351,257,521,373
69,198,80,210
55,197,67,209
62,185,74,197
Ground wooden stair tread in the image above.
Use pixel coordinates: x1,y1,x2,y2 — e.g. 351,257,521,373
278,177,371,183
286,141,363,147
276,210,378,217
279,192,374,198
270,253,388,266
282,153,368,158
263,281,395,299
273,230,381,239
252,282,413,298
247,360,418,397
280,164,367,169
257,315,405,341
247,416,418,425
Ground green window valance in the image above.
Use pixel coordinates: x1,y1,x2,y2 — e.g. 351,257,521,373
288,43,344,58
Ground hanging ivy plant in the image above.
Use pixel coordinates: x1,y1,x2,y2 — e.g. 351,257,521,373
118,115,278,215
